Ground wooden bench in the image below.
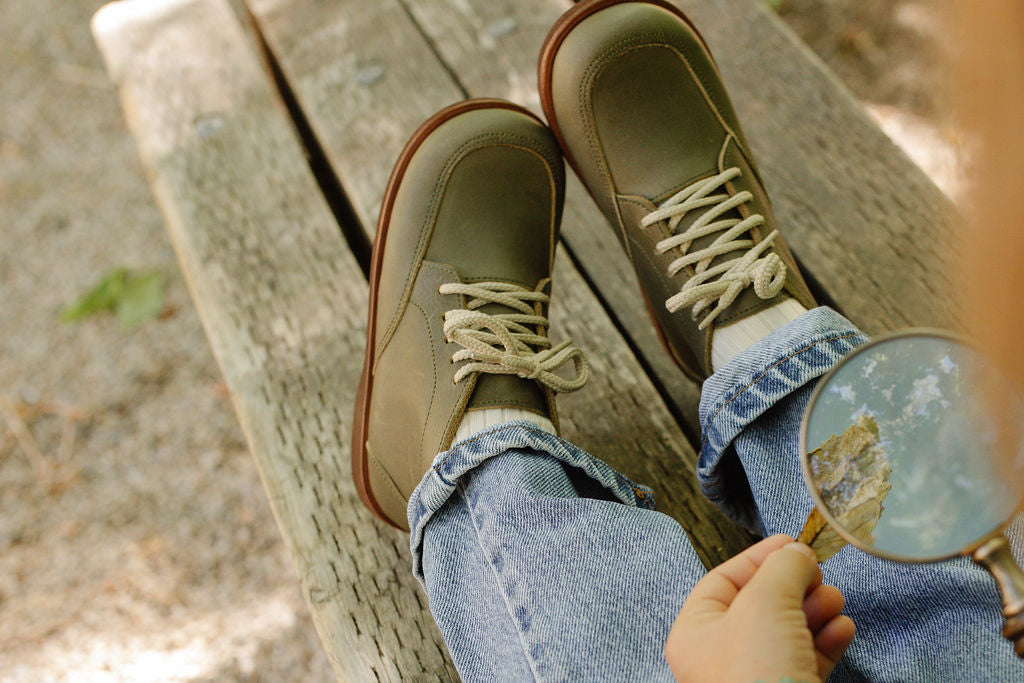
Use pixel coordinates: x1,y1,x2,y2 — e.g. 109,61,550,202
91,0,959,678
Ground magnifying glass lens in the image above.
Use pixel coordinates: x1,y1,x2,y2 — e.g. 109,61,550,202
804,335,1024,560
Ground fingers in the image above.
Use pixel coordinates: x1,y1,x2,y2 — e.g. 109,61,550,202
814,614,856,679
740,541,821,607
803,584,845,633
682,535,794,616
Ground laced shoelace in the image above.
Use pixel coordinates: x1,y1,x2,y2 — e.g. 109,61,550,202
640,167,787,329
437,279,588,393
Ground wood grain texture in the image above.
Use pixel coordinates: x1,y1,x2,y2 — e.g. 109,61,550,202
246,0,755,567
91,0,457,679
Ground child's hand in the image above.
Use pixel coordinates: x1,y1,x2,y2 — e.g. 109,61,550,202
665,535,855,683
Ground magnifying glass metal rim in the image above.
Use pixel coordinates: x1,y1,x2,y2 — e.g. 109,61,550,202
798,327,1015,564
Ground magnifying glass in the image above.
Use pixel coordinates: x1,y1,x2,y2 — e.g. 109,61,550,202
799,330,1024,657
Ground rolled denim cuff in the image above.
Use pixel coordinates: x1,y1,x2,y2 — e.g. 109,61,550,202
697,307,869,530
407,421,655,582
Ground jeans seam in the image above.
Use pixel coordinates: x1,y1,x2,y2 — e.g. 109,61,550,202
700,331,860,448
460,479,542,682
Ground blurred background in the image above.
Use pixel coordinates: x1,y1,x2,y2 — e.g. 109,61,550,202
0,0,961,680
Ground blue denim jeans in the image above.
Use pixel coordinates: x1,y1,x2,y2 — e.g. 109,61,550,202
407,307,1024,681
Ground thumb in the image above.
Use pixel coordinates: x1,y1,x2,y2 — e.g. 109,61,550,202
741,541,820,608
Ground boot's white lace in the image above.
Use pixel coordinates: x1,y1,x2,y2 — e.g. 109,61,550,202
438,278,588,393
640,167,787,329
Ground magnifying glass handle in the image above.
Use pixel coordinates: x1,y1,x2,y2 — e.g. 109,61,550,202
972,534,1024,658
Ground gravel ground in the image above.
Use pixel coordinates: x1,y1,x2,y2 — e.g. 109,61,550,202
0,0,952,681
0,0,331,679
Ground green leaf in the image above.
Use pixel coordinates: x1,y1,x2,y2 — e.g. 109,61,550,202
60,268,166,328
116,272,166,328
763,0,784,11
60,268,129,322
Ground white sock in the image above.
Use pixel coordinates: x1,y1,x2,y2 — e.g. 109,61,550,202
711,298,808,370
452,407,555,445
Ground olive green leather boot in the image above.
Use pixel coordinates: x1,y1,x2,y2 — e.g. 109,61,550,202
539,0,816,381
352,100,588,530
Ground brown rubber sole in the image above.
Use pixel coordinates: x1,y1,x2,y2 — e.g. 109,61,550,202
538,0,714,384
351,98,549,529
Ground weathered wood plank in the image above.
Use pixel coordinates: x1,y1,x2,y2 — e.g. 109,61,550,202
246,0,756,567
91,0,458,679
398,0,962,445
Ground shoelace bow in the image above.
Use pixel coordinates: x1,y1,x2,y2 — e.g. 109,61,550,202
640,167,787,329
437,279,588,393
